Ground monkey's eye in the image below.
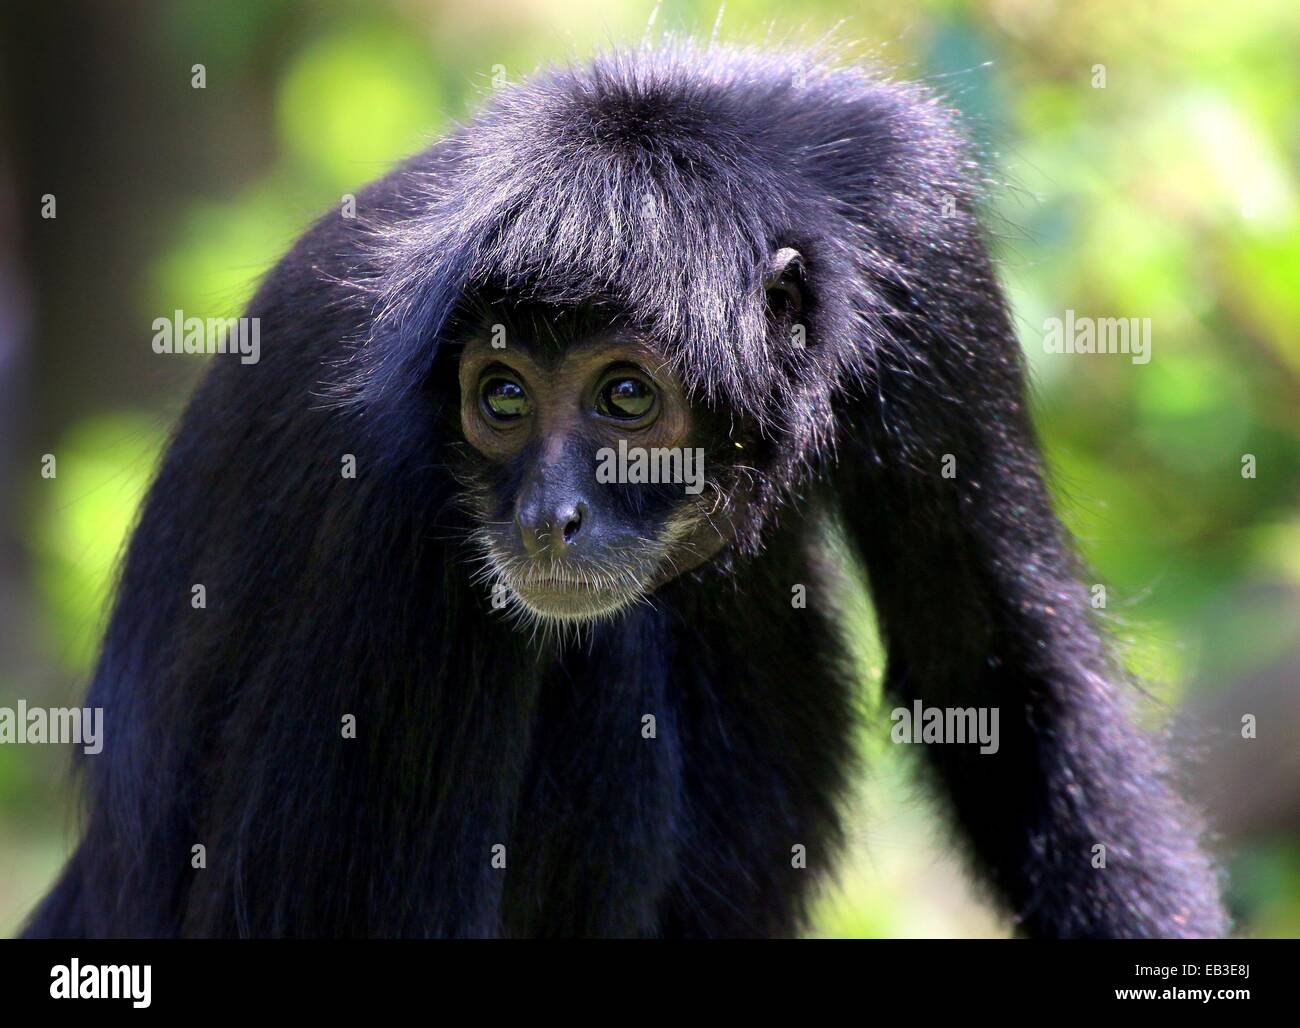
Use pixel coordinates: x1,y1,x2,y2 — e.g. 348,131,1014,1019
596,374,657,423
480,375,531,422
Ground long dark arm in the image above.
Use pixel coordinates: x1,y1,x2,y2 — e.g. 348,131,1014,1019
834,230,1227,938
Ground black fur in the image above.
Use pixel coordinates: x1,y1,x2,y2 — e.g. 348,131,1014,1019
25,42,1226,938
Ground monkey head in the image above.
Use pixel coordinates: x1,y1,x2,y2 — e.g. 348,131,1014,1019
448,247,808,624
454,306,731,623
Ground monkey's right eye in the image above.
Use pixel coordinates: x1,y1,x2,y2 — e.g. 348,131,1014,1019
480,376,532,422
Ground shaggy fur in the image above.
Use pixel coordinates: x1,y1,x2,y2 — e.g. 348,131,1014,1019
25,42,1227,938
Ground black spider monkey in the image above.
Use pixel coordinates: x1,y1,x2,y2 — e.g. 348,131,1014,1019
25,42,1226,938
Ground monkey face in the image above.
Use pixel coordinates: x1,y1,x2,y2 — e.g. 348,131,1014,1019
455,317,736,625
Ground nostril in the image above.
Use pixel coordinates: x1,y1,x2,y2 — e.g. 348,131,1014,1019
562,506,583,544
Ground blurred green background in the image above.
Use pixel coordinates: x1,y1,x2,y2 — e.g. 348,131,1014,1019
1,0,1297,937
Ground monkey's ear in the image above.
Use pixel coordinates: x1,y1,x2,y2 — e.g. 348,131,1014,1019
764,247,805,317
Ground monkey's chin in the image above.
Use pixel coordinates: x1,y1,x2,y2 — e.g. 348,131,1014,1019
509,580,644,623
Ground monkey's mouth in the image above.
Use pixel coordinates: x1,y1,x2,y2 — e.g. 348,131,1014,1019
506,575,645,622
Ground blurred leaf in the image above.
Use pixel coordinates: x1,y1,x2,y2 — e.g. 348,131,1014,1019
31,413,166,674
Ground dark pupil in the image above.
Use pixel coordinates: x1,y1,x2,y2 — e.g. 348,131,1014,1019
484,378,528,419
602,378,653,419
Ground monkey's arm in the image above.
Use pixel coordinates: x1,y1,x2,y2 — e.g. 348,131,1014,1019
834,245,1227,939
25,166,539,936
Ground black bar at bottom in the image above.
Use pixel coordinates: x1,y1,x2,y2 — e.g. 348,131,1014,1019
1,938,1287,1015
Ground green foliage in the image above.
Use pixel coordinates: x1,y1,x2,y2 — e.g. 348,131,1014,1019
31,413,166,674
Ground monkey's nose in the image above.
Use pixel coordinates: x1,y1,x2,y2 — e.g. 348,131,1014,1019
518,500,588,557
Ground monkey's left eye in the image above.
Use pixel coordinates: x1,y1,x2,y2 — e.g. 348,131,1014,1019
480,375,532,422
596,374,657,422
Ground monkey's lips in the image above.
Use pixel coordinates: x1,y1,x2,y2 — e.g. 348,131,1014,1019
508,575,644,621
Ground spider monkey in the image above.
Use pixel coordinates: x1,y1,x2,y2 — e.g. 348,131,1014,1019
25,43,1227,939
